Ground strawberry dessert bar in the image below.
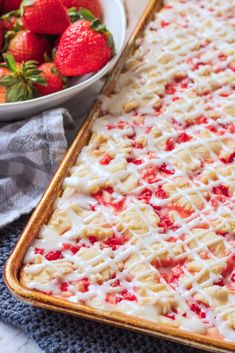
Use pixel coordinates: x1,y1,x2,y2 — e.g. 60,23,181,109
21,0,235,342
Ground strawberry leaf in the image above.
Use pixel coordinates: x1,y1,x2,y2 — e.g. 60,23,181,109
78,8,96,22
91,19,106,32
20,0,35,16
0,75,18,87
3,53,17,73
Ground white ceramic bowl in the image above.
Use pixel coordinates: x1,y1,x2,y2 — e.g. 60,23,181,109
0,0,126,121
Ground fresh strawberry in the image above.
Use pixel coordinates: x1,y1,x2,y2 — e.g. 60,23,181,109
0,53,47,102
1,0,22,14
63,0,102,19
8,30,51,64
55,10,114,76
21,0,70,35
35,62,65,96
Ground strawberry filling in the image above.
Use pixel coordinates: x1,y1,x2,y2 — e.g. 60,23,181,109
138,188,153,203
168,203,194,218
89,236,98,244
214,278,225,287
105,290,137,304
142,166,159,184
127,158,143,165
189,302,208,319
220,151,235,164
212,184,231,197
103,234,129,250
100,154,114,165
78,277,90,293
158,214,174,230
231,272,235,282
177,132,192,143
165,83,176,94
159,163,175,175
34,247,44,255
165,138,175,151
45,251,63,261
63,243,86,254
60,282,69,292
156,185,169,199
161,20,170,27
133,142,144,149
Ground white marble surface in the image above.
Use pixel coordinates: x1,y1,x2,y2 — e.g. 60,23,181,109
0,1,148,352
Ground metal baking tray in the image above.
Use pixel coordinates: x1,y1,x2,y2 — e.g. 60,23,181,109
4,1,235,352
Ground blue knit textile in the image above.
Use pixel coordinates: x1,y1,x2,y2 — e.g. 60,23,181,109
0,216,205,353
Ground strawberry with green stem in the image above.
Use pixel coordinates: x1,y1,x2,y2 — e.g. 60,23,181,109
21,0,70,35
7,30,51,64
0,52,47,102
55,9,115,76
63,0,102,19
35,62,66,96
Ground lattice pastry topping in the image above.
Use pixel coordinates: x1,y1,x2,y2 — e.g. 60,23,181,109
22,0,235,342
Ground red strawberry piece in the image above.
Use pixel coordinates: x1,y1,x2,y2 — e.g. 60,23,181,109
190,303,207,319
105,293,120,304
158,214,173,229
165,82,175,94
45,250,63,261
222,254,235,277
165,138,175,151
138,188,153,204
78,277,90,292
62,0,102,19
1,0,21,14
195,115,208,124
8,30,51,64
100,154,114,165
160,20,170,27
127,158,143,165
142,166,159,184
171,264,184,279
35,63,64,96
88,236,98,244
212,184,231,197
220,151,235,164
120,289,137,301
133,142,144,149
159,163,175,175
89,204,96,211
22,0,70,35
156,185,168,199
111,279,120,287
63,243,81,254
177,132,192,143
231,272,235,282
168,203,193,218
60,282,69,291
55,15,114,76
108,198,125,212
103,234,129,250
165,313,175,320
34,247,45,255
214,278,225,287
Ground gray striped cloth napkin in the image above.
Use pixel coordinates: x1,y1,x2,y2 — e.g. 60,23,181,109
0,108,73,228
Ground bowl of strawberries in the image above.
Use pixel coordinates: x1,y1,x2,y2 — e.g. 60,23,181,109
0,0,126,120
